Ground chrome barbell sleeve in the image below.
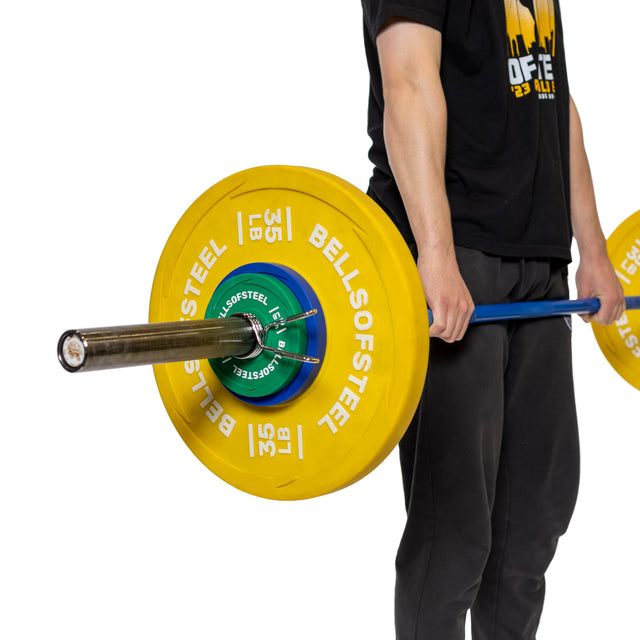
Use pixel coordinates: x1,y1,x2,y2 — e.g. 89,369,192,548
58,317,256,373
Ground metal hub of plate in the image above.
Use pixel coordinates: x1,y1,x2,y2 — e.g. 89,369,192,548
149,166,429,500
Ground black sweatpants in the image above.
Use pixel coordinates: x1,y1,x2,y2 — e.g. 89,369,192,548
395,247,580,640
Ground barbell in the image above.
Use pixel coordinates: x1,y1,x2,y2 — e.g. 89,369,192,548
58,166,640,500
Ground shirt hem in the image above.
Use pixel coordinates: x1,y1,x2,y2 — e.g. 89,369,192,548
453,234,573,263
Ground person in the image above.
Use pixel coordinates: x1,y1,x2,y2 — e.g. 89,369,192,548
360,1,626,638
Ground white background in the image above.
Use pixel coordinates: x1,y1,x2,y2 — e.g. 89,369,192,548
1,2,638,638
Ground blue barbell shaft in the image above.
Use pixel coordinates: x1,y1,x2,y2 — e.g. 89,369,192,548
427,296,640,325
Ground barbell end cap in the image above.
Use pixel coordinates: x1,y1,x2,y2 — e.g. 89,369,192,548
58,331,88,373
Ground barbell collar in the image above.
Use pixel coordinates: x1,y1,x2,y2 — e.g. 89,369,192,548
233,309,321,364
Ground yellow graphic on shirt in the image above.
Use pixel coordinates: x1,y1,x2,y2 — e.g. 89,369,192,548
504,0,556,100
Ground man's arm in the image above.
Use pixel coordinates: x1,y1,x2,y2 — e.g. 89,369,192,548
376,18,474,342
569,95,626,325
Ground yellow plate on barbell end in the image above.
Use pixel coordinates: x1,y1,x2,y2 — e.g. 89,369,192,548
592,209,640,391
149,166,429,500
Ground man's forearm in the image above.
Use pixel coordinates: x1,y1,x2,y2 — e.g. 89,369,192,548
569,95,608,258
376,19,474,341
378,23,452,255
384,88,473,340
384,82,455,257
569,95,625,323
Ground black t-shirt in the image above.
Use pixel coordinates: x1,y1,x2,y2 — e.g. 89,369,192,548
361,0,573,262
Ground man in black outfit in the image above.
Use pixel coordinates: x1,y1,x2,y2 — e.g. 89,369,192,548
360,1,626,638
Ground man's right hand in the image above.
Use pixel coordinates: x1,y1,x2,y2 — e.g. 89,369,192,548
418,247,475,343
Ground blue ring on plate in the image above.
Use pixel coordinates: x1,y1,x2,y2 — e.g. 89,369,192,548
212,263,326,406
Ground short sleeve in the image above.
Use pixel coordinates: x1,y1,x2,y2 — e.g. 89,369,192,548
361,0,447,39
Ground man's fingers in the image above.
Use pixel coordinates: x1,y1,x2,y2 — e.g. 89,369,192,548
590,295,626,326
429,302,474,342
